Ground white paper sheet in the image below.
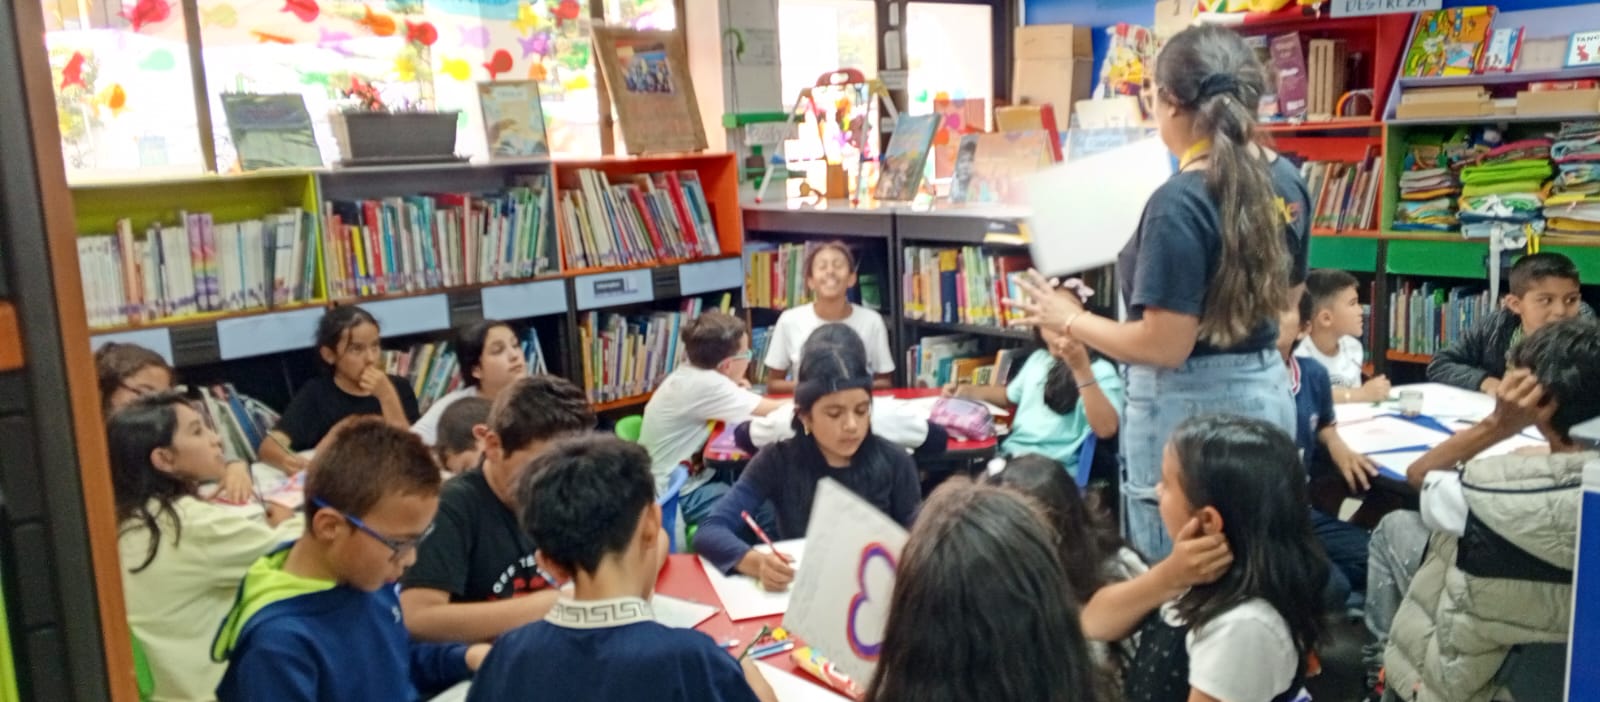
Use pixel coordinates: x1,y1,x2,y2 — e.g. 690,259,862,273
699,539,805,621
427,681,470,702
1393,383,1498,422
1370,450,1427,482
1334,402,1390,425
1024,137,1173,276
1337,416,1452,455
651,593,719,629
783,479,910,685
754,661,853,702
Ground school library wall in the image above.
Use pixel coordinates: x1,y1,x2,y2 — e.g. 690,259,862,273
8,0,1600,698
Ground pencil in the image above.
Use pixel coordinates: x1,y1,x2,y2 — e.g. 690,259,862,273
737,625,770,662
741,511,792,564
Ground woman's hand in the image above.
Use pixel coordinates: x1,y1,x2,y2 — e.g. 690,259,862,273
1005,270,1085,333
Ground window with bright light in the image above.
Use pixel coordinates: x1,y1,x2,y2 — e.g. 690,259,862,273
41,0,207,179
778,0,877,110
906,2,993,124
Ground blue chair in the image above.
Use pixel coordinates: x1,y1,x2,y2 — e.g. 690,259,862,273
1075,433,1098,490
657,463,690,553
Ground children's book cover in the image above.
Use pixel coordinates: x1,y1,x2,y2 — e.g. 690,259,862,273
874,114,938,202
930,96,987,179
1480,27,1524,73
1402,7,1498,78
949,131,1055,205
477,81,550,159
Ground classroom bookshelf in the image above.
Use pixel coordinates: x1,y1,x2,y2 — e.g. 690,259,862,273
79,154,748,416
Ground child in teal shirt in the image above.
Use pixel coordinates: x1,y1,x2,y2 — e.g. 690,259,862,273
948,326,1123,476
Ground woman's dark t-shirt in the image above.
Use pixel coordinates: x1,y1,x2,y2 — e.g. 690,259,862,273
1117,156,1311,357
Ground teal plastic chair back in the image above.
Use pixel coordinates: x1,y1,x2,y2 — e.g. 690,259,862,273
615,415,644,442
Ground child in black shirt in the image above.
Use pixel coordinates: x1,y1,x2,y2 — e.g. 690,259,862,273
259,305,419,473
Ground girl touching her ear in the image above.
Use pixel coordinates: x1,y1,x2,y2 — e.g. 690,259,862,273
1080,415,1329,702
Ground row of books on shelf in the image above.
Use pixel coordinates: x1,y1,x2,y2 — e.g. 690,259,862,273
906,334,1029,389
902,247,1114,328
322,176,555,300
577,295,731,403
380,328,552,413
560,169,721,272
77,209,318,329
744,241,883,311
1302,152,1383,233
193,384,279,464
1388,280,1493,357
748,325,774,385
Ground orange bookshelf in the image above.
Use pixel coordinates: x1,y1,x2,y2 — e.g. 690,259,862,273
1387,350,1433,364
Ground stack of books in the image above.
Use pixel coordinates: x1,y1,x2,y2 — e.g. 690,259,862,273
1388,279,1492,357
749,325,773,384
559,169,720,271
381,328,551,412
744,241,881,311
902,247,1031,327
578,296,731,403
1300,151,1382,232
904,333,1031,389
192,384,280,463
76,209,319,329
321,176,555,299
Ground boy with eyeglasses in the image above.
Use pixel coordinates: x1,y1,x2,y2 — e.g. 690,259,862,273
212,419,489,700
639,311,783,524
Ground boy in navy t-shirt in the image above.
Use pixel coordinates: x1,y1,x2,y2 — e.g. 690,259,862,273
1280,292,1373,610
468,437,766,702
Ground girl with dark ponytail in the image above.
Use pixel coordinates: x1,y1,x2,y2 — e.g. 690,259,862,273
1010,24,1313,561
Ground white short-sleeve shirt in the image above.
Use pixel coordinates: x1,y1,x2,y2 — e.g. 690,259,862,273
410,387,478,446
638,366,764,495
764,303,895,376
1295,335,1365,389
1168,598,1300,702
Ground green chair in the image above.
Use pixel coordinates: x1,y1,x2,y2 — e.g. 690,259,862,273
614,415,644,442
131,633,154,701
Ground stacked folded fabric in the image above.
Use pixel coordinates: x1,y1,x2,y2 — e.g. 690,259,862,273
1457,139,1553,246
1394,142,1458,232
1545,122,1600,236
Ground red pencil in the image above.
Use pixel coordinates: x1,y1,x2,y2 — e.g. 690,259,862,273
741,510,792,564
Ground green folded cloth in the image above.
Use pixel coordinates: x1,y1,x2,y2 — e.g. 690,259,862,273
1460,159,1554,186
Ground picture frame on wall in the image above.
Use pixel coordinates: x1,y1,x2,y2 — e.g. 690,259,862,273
591,26,708,155
477,81,551,160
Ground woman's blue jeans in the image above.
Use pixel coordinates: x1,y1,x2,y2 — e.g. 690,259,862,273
1120,349,1295,561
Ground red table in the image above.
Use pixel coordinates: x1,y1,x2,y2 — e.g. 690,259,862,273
655,553,807,679
704,387,998,462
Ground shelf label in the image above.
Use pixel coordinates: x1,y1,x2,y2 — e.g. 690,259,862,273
365,295,451,338
575,269,653,310
481,280,569,320
1331,0,1439,18
679,258,744,296
217,307,324,361
91,328,174,366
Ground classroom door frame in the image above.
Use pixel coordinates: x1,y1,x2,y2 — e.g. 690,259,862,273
0,0,138,699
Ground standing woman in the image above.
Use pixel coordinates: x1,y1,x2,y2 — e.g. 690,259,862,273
1011,25,1311,560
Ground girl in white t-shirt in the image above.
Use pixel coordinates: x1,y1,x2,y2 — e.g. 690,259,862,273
763,242,894,393
1081,415,1328,702
411,319,528,446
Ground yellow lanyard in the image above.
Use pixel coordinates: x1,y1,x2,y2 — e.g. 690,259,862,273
1180,140,1211,171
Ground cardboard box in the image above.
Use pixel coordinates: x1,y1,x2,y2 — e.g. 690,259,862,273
1015,24,1093,61
1401,86,1490,104
1517,88,1600,115
1014,57,1094,131
1307,39,1349,121
1396,100,1491,119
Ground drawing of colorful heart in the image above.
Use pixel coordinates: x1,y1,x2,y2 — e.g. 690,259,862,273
846,542,897,660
